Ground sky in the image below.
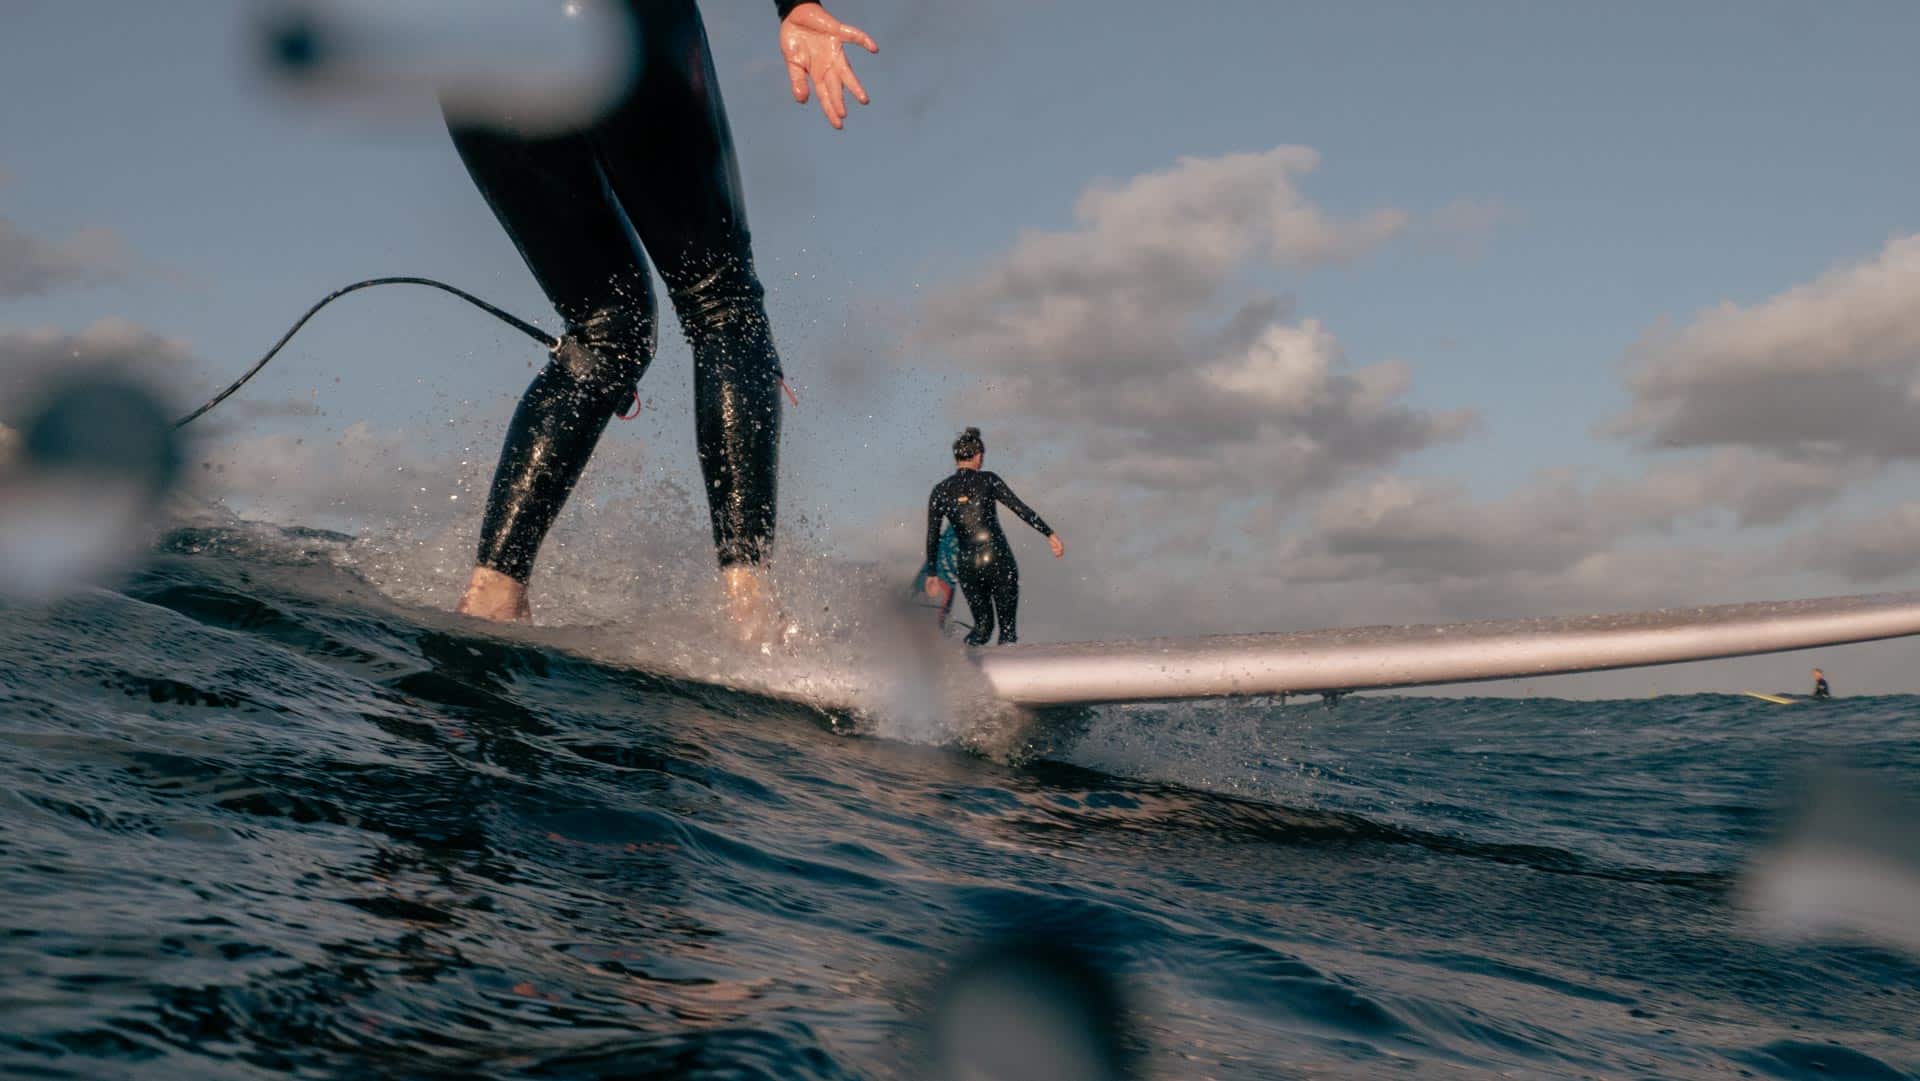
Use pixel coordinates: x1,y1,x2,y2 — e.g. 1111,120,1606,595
6,0,1920,695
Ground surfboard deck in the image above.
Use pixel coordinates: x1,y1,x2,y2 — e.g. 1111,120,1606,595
1741,692,1799,705
972,590,1920,707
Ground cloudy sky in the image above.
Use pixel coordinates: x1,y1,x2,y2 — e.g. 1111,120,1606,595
7,0,1920,694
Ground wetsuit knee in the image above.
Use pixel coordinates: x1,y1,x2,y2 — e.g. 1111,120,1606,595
524,335,642,426
526,299,650,418
560,300,653,392
665,255,774,358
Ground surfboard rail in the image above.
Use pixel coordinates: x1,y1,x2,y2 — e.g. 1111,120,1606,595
976,590,1920,707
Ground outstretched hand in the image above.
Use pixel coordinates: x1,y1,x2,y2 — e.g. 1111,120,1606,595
779,3,877,130
1048,534,1065,559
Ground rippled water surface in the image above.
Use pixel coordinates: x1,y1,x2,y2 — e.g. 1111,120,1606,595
3,528,1917,1079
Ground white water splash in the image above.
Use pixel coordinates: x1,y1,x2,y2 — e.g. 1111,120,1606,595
186,430,1026,750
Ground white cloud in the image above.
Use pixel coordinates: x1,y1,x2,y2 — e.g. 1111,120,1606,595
1202,319,1344,406
0,217,129,297
1421,198,1519,258
924,147,1406,362
919,147,1465,508
1616,233,1920,461
1780,502,1920,585
1590,449,1850,530
0,318,195,383
1286,473,1617,585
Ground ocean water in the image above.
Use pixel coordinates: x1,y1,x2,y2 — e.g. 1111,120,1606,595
2,526,1917,1080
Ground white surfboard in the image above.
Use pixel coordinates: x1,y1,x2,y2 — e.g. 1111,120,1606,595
972,590,1920,707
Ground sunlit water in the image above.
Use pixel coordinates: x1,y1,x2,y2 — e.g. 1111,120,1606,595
3,525,1917,1079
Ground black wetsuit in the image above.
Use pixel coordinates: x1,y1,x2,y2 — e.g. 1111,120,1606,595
1813,677,1830,700
447,0,802,582
926,469,1052,645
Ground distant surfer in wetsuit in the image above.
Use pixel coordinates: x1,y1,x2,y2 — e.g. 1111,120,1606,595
1812,668,1831,699
925,428,1064,646
447,0,877,639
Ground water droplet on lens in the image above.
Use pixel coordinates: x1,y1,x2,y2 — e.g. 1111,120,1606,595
0,374,183,603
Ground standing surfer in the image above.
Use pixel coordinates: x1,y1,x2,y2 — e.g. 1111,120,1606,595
1812,668,1831,699
447,0,877,638
924,428,1064,646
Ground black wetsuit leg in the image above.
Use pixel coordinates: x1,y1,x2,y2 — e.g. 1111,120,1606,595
955,557,996,646
595,0,781,567
956,543,1020,646
991,554,1020,644
446,0,781,582
446,121,649,581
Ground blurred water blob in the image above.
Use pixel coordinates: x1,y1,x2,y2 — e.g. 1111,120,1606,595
925,940,1138,1081
0,373,183,604
1742,767,1920,956
253,0,634,134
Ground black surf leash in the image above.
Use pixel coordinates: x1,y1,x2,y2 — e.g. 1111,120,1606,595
172,277,558,430
173,275,802,430
908,600,972,633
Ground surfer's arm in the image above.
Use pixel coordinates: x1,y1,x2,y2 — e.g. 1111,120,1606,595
988,475,1053,537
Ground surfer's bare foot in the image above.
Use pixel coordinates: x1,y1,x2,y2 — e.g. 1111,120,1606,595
721,564,782,647
458,566,531,623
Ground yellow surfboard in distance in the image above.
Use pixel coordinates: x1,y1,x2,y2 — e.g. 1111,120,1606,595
1741,691,1797,705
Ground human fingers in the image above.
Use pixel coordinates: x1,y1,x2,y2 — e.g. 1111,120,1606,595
815,68,842,128
822,67,847,123
836,56,869,106
835,21,878,53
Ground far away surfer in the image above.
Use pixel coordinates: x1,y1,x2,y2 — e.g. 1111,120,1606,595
925,428,1064,646
1812,668,1831,699
447,0,877,640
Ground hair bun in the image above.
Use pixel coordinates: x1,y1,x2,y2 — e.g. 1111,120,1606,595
952,426,985,459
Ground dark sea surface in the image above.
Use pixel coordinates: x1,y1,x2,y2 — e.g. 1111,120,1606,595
3,526,1917,1079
